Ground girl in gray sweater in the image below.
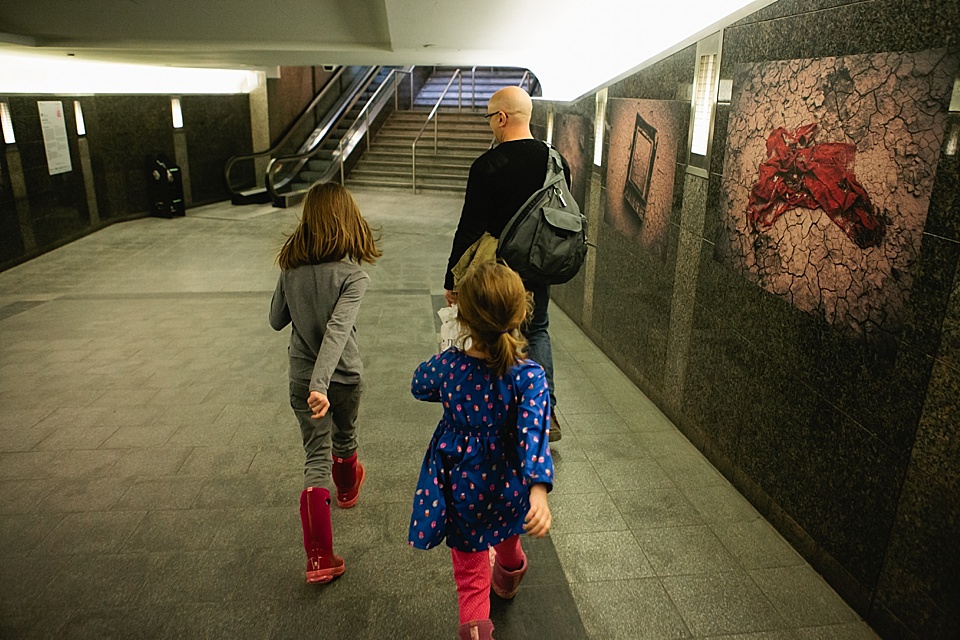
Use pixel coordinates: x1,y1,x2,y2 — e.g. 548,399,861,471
269,182,381,584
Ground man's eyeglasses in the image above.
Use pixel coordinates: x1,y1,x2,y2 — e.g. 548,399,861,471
483,111,502,120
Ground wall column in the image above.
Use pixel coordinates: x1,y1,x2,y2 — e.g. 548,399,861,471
172,129,193,206
6,147,36,253
77,136,100,225
249,71,270,187
663,172,709,396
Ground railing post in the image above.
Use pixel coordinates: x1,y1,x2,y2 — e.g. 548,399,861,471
412,143,417,194
394,73,398,111
339,140,345,186
410,72,414,110
365,110,370,151
471,67,476,109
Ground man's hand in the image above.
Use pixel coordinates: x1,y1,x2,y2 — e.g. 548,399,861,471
445,289,458,306
523,483,552,538
307,391,330,419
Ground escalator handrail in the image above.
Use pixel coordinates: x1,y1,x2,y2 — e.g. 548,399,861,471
223,66,347,195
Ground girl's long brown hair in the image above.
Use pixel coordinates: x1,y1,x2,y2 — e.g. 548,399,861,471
277,182,381,269
456,261,532,377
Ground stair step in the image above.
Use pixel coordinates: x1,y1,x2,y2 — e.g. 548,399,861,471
352,167,468,181
347,177,466,193
357,158,472,170
376,132,493,143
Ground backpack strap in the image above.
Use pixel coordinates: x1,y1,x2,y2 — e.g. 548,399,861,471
543,143,565,187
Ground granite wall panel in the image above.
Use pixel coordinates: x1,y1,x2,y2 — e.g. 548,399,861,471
4,97,89,262
0,152,24,260
85,95,176,220
591,222,674,394
0,92,254,272
181,95,252,206
872,124,960,640
550,0,959,637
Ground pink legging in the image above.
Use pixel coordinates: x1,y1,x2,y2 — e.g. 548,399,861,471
450,535,524,624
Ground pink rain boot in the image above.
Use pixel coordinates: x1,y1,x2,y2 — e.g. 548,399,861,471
457,619,495,640
299,487,345,583
489,544,528,599
332,452,365,508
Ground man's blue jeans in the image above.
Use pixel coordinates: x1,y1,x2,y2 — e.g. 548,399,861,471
523,282,556,409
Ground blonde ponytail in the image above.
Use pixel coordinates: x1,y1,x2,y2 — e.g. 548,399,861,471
456,262,532,377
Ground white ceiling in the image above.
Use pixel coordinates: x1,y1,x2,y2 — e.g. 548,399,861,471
0,0,776,101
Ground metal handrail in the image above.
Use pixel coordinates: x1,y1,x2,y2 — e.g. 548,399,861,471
471,66,477,109
336,68,414,185
411,68,463,194
224,66,346,195
517,70,531,93
265,67,382,204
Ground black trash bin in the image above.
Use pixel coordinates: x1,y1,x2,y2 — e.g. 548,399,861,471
147,154,185,218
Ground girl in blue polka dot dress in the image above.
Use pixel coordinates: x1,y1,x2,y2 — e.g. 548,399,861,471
408,261,554,640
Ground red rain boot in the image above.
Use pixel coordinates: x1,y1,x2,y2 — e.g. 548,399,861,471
299,487,345,583
332,452,365,508
489,547,528,599
457,619,495,640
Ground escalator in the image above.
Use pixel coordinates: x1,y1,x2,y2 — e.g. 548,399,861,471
224,65,412,208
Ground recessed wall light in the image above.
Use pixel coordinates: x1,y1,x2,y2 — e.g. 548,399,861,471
0,102,15,144
593,88,607,166
74,100,85,136
171,98,183,129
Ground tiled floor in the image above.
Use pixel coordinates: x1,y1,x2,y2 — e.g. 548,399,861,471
0,189,881,639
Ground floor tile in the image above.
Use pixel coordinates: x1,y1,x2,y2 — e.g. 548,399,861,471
553,530,655,582
661,571,789,636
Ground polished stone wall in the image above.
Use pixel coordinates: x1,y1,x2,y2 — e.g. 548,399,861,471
0,93,252,271
536,1,960,638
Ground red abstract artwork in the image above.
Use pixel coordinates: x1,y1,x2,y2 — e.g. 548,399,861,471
716,49,957,334
748,123,885,249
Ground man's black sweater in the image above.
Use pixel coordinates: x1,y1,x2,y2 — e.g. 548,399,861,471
444,139,571,291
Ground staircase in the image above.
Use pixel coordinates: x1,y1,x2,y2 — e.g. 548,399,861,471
346,110,492,192
346,66,538,193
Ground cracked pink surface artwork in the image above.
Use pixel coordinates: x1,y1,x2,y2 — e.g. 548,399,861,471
552,113,592,211
604,98,687,256
717,49,957,333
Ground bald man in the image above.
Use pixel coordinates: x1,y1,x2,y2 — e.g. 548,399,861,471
443,86,570,442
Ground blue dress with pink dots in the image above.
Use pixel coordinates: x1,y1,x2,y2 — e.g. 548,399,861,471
408,348,555,553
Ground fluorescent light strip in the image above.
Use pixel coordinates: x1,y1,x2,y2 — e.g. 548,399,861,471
0,103,14,144
690,53,716,155
0,53,260,95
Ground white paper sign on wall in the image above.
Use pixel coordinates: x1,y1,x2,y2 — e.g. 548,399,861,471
38,100,72,175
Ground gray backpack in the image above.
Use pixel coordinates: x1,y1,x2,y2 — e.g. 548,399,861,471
497,145,588,285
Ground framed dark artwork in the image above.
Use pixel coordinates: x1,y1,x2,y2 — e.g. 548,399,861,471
623,113,658,223
603,98,687,253
715,48,958,334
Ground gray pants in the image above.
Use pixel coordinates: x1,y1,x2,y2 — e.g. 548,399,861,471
289,379,362,490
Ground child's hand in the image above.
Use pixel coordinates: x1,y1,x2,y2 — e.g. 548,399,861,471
523,484,552,538
307,391,330,419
